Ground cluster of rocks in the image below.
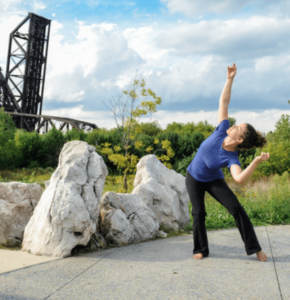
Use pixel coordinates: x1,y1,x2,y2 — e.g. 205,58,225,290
1,140,190,258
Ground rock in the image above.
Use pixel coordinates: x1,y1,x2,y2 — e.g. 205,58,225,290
156,230,167,238
100,191,159,246
72,232,108,255
132,154,190,230
45,180,50,189
22,140,108,257
91,232,108,249
0,182,43,246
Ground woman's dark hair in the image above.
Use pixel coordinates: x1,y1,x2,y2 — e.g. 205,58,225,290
236,123,267,151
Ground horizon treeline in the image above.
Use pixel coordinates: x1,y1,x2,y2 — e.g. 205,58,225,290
0,108,289,179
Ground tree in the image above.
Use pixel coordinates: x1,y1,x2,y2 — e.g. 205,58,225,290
0,108,20,169
134,120,162,137
14,129,49,168
42,127,65,167
274,114,290,142
228,117,237,128
0,107,16,148
101,73,174,192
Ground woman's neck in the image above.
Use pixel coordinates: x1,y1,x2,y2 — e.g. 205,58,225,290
223,137,237,152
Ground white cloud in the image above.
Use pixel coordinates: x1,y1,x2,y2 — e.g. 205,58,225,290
44,20,144,105
32,0,46,11
43,16,290,117
161,0,245,16
161,0,290,17
123,25,170,67
156,16,290,59
58,90,86,102
0,0,21,17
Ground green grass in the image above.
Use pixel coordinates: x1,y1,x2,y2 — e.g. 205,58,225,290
0,245,22,251
103,175,136,194
0,167,54,190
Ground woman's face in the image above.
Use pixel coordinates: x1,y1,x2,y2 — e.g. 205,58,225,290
226,123,248,143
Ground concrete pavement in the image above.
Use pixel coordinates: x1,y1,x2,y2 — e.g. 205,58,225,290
0,225,289,300
0,250,61,275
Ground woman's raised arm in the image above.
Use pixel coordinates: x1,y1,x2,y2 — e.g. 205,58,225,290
219,63,237,106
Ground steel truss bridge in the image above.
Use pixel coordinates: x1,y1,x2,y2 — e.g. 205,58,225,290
0,13,98,133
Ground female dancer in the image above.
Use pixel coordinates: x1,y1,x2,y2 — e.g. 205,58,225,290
186,63,270,261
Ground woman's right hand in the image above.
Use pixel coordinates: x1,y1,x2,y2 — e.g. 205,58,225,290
227,63,237,79
255,152,270,163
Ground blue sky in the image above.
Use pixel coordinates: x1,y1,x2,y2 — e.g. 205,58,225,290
1,0,290,132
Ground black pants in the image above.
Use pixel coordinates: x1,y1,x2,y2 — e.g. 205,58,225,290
185,171,262,257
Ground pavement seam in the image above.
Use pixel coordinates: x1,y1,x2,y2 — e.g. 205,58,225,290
266,226,283,300
43,249,117,300
0,257,62,276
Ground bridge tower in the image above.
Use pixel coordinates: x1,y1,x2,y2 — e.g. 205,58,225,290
5,12,51,131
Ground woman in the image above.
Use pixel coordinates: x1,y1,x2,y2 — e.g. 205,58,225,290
186,63,270,261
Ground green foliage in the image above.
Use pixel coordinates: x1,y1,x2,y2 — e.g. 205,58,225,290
0,108,19,169
86,128,123,173
0,107,16,147
135,120,162,137
157,131,204,167
228,117,237,128
152,139,175,169
165,120,215,139
42,127,65,167
100,138,175,186
176,151,197,176
64,128,87,142
274,114,290,141
27,161,40,169
15,130,46,168
255,140,290,176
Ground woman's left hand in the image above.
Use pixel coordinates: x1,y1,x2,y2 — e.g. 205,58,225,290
227,63,237,79
255,152,270,164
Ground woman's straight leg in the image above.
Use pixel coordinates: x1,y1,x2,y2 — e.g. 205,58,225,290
205,178,262,255
185,171,209,257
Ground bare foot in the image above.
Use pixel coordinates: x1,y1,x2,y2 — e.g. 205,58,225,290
256,250,267,261
193,253,203,260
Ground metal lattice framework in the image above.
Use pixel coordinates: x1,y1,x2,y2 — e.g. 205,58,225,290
0,12,98,134
5,13,51,131
6,112,98,133
0,67,19,113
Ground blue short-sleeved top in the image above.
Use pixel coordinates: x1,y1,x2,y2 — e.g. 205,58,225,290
187,119,241,182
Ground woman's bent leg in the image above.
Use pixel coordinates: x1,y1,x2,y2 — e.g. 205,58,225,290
185,171,209,257
206,178,262,255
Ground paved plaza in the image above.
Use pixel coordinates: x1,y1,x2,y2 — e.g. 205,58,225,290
0,225,289,300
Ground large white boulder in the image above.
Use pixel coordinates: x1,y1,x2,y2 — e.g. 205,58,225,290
132,155,190,230
22,140,108,257
0,182,43,246
100,191,159,246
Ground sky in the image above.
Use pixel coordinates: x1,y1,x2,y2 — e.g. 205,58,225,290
1,0,290,134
